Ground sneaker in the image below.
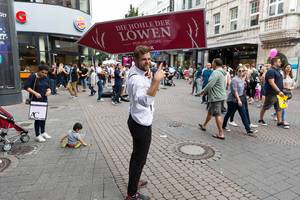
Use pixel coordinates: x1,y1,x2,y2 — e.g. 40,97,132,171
277,122,290,129
41,132,52,139
250,123,258,128
125,192,150,200
247,129,258,134
112,101,117,105
35,135,46,143
258,120,267,126
228,121,238,127
138,180,148,188
271,114,277,121
223,127,231,132
97,99,104,102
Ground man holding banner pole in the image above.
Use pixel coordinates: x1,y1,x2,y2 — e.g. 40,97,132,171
126,45,165,200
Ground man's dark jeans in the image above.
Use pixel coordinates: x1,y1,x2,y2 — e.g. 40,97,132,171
49,79,57,95
97,80,103,100
127,115,152,196
223,101,250,132
113,84,122,103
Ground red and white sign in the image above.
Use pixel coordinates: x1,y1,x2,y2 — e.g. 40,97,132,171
16,11,27,23
78,9,206,54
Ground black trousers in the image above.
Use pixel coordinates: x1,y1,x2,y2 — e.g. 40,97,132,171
34,120,46,137
127,115,152,196
113,84,122,102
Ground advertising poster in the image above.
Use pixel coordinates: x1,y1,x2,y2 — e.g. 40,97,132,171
288,57,299,82
0,0,15,88
78,9,206,54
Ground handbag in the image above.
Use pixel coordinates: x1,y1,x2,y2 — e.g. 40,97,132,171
28,75,48,120
283,89,292,100
277,95,288,109
29,101,48,120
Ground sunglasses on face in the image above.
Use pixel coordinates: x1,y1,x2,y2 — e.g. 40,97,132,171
238,70,245,73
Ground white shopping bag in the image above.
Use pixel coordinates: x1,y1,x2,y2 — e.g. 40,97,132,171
29,101,48,120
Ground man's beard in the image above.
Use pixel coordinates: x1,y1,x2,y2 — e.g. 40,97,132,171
137,63,150,71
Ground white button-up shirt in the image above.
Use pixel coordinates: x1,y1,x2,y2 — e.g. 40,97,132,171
127,65,154,126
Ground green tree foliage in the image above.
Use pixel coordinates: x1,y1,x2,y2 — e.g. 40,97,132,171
125,4,139,18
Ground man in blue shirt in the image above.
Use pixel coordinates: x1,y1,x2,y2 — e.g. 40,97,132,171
200,63,213,103
112,64,123,104
258,57,288,128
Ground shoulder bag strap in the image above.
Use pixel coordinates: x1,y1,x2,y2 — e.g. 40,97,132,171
30,74,38,101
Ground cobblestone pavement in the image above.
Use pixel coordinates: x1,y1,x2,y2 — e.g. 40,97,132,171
78,80,300,200
0,91,122,200
1,80,300,200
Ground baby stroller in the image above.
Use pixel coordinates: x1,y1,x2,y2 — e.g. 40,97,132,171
0,106,30,152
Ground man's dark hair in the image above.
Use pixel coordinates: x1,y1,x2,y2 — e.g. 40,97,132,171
213,58,223,67
133,45,151,60
38,64,49,72
271,57,281,66
73,122,83,131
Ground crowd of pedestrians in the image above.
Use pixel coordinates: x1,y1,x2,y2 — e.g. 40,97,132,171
193,53,294,139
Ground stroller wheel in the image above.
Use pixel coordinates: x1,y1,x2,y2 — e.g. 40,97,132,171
2,143,12,152
20,134,30,143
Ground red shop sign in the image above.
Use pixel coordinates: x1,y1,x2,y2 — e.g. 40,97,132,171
16,11,27,23
78,9,206,54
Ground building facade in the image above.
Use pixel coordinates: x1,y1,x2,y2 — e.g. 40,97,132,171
14,0,92,72
138,0,300,85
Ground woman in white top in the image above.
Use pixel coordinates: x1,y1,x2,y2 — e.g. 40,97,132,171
282,64,295,125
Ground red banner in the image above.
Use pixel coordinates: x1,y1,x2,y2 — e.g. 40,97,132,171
78,9,206,54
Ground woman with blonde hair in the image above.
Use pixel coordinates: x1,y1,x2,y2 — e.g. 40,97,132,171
222,65,258,136
57,63,68,88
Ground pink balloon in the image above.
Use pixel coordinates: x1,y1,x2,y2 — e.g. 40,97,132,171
269,48,278,59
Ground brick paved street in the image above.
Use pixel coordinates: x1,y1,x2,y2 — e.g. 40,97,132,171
1,80,300,200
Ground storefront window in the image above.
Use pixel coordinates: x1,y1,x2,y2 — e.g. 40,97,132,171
80,0,89,13
17,33,38,71
40,0,77,9
188,0,192,9
54,39,78,52
39,36,50,64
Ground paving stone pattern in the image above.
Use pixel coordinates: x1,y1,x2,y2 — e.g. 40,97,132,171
0,92,122,200
1,80,300,200
79,89,259,199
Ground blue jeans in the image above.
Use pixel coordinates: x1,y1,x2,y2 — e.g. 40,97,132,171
49,79,57,95
195,78,201,94
97,80,103,100
34,120,46,137
282,109,286,121
223,101,251,132
80,78,87,89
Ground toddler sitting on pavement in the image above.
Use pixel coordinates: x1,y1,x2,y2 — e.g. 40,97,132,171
61,122,88,148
